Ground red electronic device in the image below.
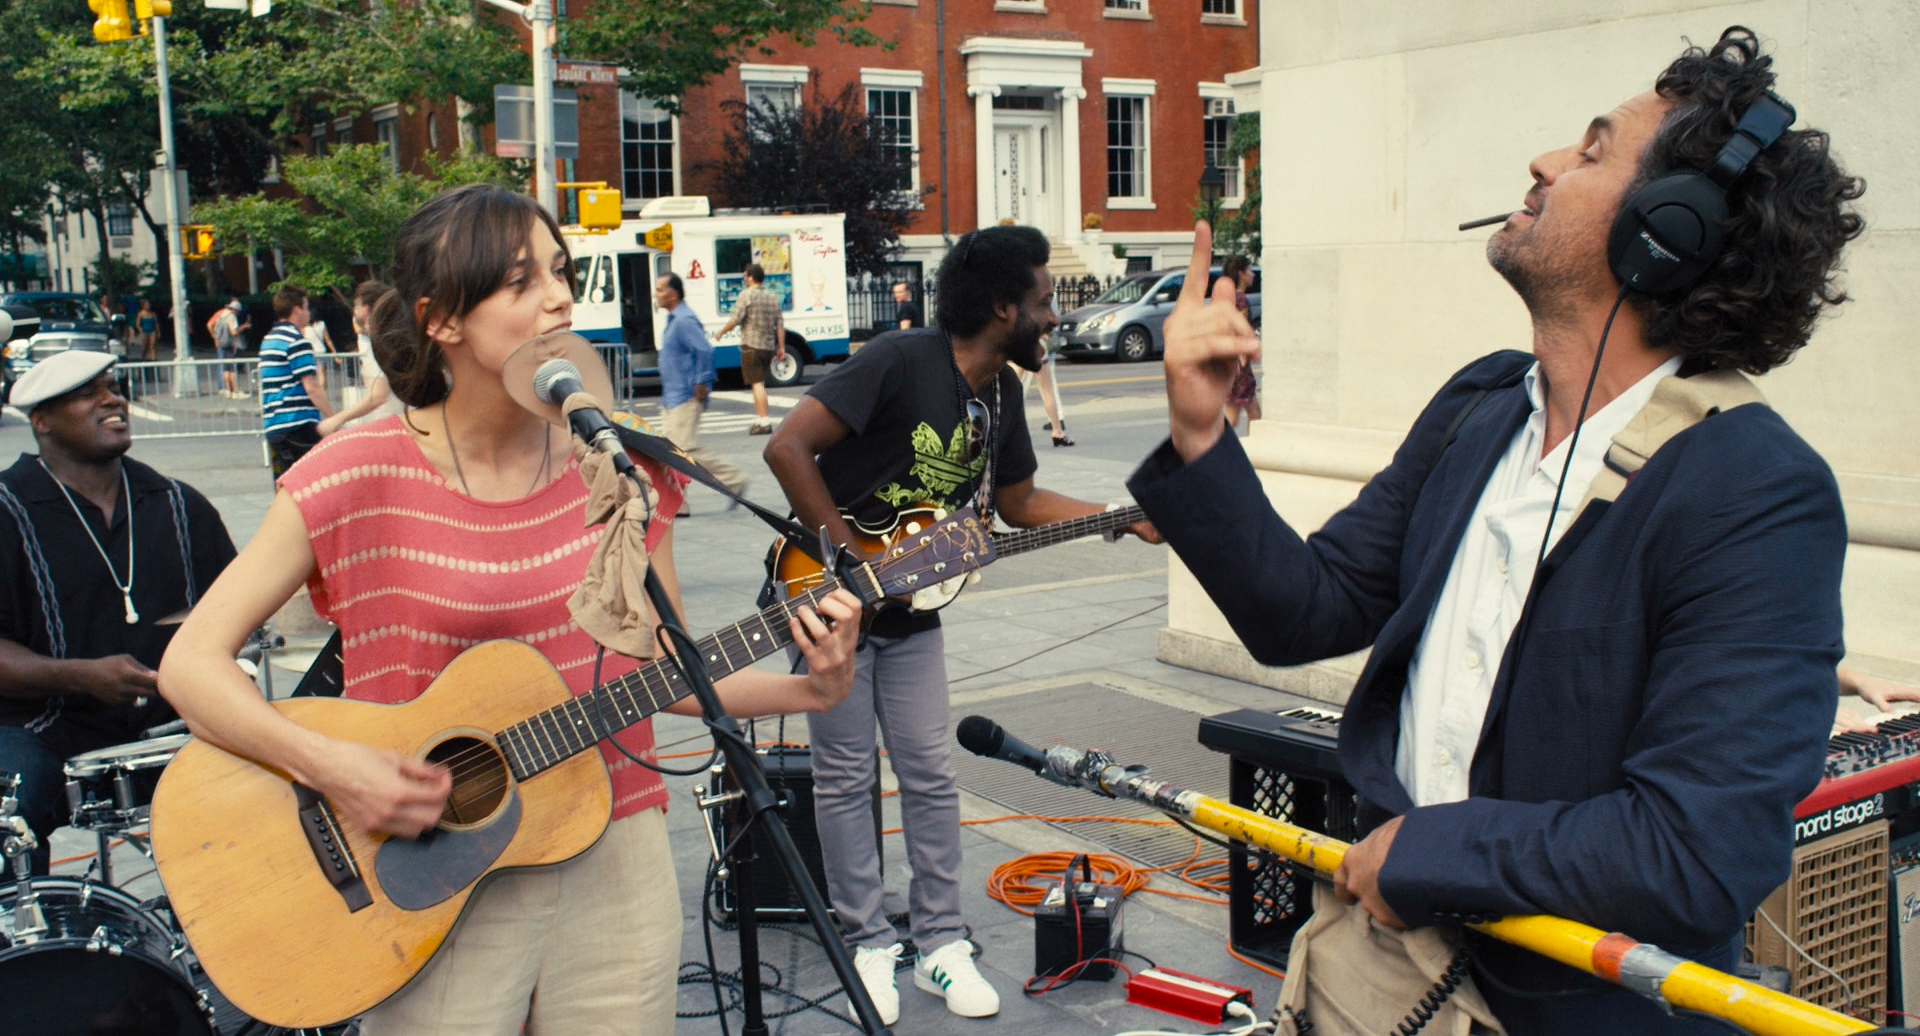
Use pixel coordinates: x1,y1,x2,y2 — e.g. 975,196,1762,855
1125,966,1255,1024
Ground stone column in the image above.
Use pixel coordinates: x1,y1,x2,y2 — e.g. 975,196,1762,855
968,84,1000,230
1061,87,1086,246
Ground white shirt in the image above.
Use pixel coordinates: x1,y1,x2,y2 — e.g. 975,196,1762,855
1394,355,1682,807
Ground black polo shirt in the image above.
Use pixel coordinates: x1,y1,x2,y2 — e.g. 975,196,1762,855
0,453,235,752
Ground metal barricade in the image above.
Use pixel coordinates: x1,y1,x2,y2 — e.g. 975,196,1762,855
118,358,265,441
592,341,637,408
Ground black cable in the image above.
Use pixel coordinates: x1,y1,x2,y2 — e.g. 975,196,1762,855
950,598,1166,684
1531,283,1633,576
588,643,719,777
1672,1007,1755,1034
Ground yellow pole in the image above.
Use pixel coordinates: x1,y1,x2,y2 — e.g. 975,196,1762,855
1172,789,1872,1034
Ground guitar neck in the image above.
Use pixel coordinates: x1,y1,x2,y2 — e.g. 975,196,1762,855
991,505,1147,558
496,579,853,780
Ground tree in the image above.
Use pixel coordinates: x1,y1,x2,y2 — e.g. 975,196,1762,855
195,145,526,297
567,0,883,113
1203,113,1262,261
708,83,915,276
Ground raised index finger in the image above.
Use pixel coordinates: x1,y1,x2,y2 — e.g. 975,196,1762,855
1178,220,1216,305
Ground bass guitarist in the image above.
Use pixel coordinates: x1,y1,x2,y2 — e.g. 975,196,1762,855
764,223,1156,1025
157,184,863,1035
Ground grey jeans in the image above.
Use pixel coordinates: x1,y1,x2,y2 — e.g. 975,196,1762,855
799,627,966,953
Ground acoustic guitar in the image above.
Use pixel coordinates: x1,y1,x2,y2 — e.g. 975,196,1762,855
770,502,1148,612
149,509,995,1028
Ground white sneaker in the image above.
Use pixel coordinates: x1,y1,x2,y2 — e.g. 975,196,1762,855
848,942,902,1026
914,938,1000,1017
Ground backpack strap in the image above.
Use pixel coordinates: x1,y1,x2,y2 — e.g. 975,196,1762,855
1578,369,1767,511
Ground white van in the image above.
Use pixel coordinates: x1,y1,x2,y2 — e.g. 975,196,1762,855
565,197,852,387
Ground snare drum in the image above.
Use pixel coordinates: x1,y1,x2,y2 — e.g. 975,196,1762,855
64,733,192,835
0,877,213,1035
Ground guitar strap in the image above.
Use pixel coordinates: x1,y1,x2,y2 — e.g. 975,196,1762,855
610,421,824,559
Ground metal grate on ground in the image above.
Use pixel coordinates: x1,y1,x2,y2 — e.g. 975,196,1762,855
947,684,1232,870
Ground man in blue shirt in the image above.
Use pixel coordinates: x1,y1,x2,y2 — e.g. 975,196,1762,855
655,273,748,508
259,285,334,478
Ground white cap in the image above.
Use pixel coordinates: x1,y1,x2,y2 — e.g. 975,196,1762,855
10,351,118,410
227,299,242,311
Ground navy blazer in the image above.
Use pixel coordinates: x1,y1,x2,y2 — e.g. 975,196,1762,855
1129,351,1846,1034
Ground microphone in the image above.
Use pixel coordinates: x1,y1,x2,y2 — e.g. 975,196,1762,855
956,715,1045,774
534,358,622,456
1458,212,1517,231
956,715,1097,789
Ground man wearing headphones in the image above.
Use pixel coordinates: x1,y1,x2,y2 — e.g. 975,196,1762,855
1131,28,1860,1034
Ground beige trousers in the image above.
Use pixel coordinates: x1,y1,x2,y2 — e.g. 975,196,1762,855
358,807,680,1035
663,398,749,493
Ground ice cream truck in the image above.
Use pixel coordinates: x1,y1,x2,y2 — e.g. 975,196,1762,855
564,196,851,387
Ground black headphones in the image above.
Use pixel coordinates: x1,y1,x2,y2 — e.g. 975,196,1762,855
1606,92,1796,294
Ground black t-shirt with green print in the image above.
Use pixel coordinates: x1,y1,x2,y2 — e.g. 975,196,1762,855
804,327,1037,635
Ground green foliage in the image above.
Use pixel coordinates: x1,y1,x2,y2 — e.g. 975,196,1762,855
568,0,884,114
93,253,155,297
1212,113,1262,261
709,82,913,276
195,145,527,297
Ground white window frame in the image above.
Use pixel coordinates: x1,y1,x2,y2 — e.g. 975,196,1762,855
620,92,682,203
862,69,923,201
1200,85,1244,208
1103,78,1155,209
373,103,401,171
1200,0,1245,25
995,0,1046,12
310,123,326,156
740,63,808,115
1104,0,1150,19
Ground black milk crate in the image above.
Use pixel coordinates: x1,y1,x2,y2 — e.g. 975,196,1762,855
1200,707,1360,969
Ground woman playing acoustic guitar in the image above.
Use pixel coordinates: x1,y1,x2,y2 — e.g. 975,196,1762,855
158,184,862,1034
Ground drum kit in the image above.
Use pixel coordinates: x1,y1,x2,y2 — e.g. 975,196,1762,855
0,627,354,1036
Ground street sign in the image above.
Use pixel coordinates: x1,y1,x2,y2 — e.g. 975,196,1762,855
644,224,673,251
555,61,618,85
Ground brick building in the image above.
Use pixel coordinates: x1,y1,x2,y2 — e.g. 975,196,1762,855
322,0,1259,283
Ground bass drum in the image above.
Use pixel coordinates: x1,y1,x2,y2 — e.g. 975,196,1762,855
0,877,212,1036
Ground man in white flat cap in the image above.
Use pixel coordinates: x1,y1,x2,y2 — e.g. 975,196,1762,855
0,350,234,877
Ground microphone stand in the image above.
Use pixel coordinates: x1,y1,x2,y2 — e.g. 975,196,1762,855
598,448,893,1036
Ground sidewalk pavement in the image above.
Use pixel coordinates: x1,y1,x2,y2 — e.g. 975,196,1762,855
24,393,1325,1036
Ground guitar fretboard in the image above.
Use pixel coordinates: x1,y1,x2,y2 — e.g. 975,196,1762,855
495,579,853,779
992,505,1147,558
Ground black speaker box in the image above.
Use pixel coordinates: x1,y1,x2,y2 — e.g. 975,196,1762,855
713,747,883,921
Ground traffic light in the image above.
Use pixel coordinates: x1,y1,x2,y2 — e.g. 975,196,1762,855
134,0,173,18
182,224,216,260
88,0,136,41
578,188,623,231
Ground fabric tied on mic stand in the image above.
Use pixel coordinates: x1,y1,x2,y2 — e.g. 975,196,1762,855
566,432,677,660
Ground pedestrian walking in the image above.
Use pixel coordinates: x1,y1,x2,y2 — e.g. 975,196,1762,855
714,263,785,434
258,285,335,478
656,272,748,512
206,298,251,398
136,300,159,360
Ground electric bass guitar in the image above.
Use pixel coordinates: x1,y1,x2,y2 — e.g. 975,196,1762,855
770,502,1148,611
148,509,995,1029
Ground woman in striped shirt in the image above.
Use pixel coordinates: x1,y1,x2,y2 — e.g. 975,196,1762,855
159,184,861,1034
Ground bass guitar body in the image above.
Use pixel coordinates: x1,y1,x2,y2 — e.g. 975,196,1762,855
149,640,612,1028
772,504,969,611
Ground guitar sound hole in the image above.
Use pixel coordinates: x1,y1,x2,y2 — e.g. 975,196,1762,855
425,736,509,827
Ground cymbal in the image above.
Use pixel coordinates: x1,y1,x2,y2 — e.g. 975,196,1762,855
502,331,618,430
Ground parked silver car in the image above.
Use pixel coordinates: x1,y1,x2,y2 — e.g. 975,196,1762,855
1054,266,1261,362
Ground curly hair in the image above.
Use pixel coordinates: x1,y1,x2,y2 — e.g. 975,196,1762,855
936,225,1052,337
1629,26,1865,374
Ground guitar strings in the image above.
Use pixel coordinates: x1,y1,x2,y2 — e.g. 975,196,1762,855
383,528,965,804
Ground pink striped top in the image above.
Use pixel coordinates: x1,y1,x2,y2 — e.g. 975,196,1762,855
282,415,687,820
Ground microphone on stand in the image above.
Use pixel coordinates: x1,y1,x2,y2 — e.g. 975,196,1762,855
533,358,623,456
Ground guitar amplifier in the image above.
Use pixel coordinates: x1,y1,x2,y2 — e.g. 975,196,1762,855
1197,706,1358,969
712,747,882,921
